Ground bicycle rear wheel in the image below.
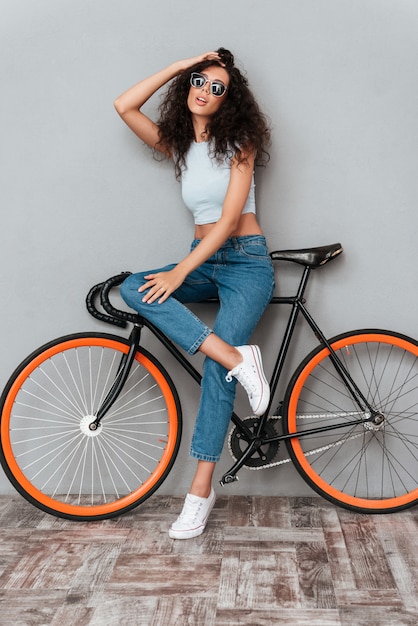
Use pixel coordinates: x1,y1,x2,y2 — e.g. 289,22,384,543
0,333,182,520
283,330,418,513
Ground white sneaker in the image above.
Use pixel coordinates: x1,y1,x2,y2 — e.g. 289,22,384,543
169,488,216,540
225,345,270,416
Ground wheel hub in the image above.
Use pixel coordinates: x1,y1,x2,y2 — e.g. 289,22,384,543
79,415,102,437
363,412,386,432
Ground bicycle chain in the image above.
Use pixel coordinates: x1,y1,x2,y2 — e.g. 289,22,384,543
227,413,365,471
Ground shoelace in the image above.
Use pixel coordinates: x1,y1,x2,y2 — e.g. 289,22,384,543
226,366,258,398
178,499,203,523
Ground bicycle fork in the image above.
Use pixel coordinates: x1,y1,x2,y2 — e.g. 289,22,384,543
89,324,142,431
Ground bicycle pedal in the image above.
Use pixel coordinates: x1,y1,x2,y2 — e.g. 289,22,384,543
219,474,239,487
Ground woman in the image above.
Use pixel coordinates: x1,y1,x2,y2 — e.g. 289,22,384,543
114,48,274,539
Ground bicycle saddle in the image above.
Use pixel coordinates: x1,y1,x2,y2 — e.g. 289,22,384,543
270,243,343,268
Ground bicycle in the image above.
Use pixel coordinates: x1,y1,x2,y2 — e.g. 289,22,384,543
1,242,418,521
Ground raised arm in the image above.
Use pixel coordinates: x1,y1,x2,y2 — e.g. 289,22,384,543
114,52,223,155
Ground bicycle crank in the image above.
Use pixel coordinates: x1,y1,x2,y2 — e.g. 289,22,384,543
228,416,280,469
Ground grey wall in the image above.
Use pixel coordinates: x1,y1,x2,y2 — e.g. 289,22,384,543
1,0,417,496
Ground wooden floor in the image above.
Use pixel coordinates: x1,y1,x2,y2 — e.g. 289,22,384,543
0,494,417,625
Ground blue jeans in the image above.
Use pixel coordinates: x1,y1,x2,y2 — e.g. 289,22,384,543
120,236,275,462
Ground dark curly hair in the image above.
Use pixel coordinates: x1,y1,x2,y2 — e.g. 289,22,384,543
156,48,271,179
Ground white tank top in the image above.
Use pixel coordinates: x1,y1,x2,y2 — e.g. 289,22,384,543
180,141,256,225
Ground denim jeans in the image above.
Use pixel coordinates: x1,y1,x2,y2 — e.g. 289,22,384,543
120,236,275,462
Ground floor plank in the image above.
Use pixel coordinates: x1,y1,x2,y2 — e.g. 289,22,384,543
0,494,417,625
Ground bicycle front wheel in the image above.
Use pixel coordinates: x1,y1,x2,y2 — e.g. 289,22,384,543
283,330,418,513
0,333,182,520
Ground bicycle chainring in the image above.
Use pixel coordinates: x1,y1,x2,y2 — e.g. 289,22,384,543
228,416,280,469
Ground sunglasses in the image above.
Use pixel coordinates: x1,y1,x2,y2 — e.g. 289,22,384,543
190,72,228,97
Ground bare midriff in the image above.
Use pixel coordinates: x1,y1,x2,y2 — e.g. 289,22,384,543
194,213,263,240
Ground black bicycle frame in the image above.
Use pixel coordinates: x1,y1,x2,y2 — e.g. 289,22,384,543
92,264,375,455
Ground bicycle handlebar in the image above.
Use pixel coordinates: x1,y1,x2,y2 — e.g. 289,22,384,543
86,272,141,328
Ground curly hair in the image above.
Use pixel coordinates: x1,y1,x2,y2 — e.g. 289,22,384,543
156,48,271,179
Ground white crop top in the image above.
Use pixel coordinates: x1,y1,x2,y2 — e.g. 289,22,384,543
180,141,256,225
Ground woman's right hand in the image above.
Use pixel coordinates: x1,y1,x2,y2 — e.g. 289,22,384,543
176,51,224,73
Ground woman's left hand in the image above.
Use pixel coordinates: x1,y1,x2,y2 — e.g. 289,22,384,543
138,266,186,304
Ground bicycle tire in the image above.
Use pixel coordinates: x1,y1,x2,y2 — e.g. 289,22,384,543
283,329,418,513
0,333,182,521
